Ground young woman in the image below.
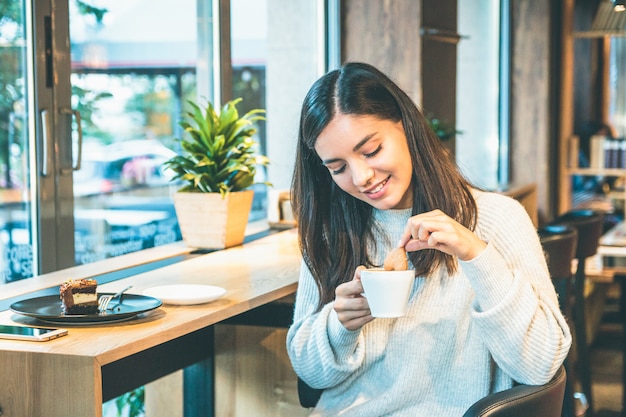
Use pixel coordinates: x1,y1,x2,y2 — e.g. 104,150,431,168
287,62,571,416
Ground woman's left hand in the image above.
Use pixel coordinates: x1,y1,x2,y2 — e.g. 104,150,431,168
398,209,487,261
334,266,375,331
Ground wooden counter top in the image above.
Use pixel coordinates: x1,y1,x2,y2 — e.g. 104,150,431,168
0,229,301,417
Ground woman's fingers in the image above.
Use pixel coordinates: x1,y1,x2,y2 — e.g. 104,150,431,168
401,210,449,248
334,265,375,330
400,210,486,261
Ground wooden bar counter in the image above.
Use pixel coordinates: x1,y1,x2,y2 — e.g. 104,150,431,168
0,229,301,417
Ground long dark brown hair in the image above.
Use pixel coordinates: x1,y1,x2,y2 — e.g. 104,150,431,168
291,62,477,311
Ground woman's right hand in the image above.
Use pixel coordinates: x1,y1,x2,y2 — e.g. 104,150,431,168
334,266,375,331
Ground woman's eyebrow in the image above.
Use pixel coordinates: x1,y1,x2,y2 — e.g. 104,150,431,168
353,133,376,152
321,157,340,165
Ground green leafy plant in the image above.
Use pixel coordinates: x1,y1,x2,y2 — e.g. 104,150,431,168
425,113,462,141
164,98,270,196
114,386,144,417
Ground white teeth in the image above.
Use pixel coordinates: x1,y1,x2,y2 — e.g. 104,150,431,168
369,180,387,193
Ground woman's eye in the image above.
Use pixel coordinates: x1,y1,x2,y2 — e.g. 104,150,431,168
331,165,347,175
364,146,382,158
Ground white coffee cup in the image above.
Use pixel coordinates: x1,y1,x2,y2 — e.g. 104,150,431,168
360,268,415,318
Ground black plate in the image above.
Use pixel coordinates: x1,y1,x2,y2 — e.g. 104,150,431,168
10,293,162,324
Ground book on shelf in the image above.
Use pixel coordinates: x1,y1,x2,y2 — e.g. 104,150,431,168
589,134,626,169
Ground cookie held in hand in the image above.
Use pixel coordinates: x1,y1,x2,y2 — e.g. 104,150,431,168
383,247,408,271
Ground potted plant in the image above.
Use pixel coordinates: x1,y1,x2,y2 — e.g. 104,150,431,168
164,97,270,249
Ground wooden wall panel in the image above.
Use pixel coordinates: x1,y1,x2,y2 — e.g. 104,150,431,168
558,0,576,216
342,0,422,104
510,0,553,223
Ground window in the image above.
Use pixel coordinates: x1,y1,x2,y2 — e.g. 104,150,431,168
69,0,201,265
609,37,626,139
0,0,331,284
0,0,35,282
456,0,507,190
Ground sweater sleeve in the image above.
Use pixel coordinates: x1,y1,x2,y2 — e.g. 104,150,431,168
286,260,365,389
459,192,572,384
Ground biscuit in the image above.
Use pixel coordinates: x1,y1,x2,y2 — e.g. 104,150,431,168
383,247,408,271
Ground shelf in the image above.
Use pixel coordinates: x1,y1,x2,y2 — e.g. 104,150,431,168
574,30,626,38
569,168,626,176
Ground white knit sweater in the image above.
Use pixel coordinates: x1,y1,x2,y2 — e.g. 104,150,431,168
286,190,572,416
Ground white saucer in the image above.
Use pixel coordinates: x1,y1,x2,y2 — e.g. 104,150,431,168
143,284,226,305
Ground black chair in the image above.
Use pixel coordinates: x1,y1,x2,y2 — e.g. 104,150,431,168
538,224,578,315
298,366,567,416
462,366,567,417
552,209,605,417
298,377,323,408
538,224,578,417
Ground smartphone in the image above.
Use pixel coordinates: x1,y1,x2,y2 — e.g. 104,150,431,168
0,324,68,342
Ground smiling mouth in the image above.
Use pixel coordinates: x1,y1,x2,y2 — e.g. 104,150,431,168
365,177,390,194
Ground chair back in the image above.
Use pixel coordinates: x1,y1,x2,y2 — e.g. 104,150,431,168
538,225,578,281
553,210,604,260
538,223,578,323
462,366,567,417
550,211,602,417
538,225,577,417
298,377,323,408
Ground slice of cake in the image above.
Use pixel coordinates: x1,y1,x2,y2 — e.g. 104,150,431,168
59,278,99,315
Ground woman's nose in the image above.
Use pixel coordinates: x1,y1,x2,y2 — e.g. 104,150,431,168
352,163,374,187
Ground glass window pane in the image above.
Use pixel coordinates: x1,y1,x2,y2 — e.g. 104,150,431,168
609,37,626,139
0,1,35,282
456,0,501,190
231,0,268,221
231,0,327,224
69,0,202,265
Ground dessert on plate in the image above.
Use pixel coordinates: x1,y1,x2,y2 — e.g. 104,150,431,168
59,278,99,314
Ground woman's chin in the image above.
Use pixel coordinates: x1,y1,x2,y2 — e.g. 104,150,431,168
368,197,408,211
